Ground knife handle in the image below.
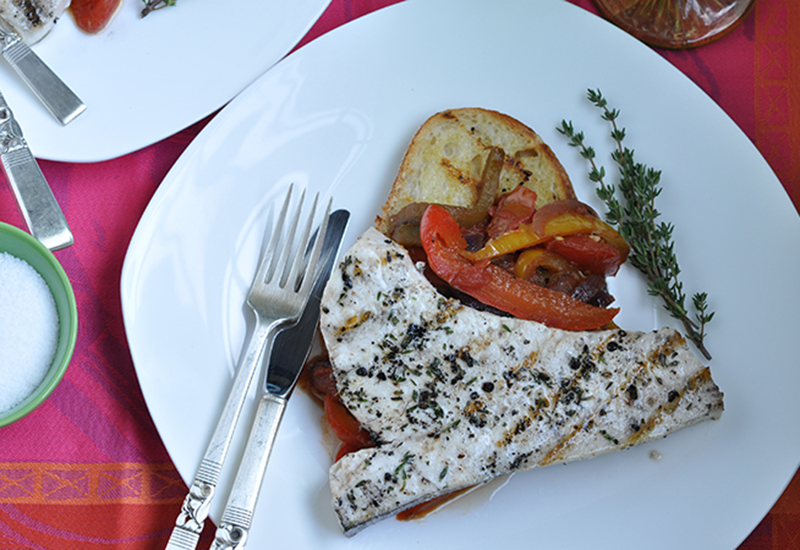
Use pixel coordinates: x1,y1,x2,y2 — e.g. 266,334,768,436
3,38,86,125
1,144,73,250
211,393,287,550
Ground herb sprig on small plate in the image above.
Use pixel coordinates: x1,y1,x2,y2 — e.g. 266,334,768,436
141,0,176,17
558,89,714,360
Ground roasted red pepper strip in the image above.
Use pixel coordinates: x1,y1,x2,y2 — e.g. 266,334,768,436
546,234,623,276
420,204,618,331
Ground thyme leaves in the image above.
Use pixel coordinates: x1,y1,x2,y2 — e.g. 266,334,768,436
394,451,414,491
141,0,176,17
558,89,714,360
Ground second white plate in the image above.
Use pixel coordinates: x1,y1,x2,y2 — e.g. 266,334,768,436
2,0,331,161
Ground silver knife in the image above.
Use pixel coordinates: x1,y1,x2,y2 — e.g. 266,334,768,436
0,89,73,250
0,18,86,125
209,209,349,550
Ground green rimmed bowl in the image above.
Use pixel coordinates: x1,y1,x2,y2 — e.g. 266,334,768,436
0,222,78,428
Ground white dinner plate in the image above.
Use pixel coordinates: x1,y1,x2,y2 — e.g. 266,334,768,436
1,0,331,162
121,1,800,548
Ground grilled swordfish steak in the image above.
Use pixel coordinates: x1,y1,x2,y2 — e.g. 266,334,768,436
0,0,70,44
319,228,724,536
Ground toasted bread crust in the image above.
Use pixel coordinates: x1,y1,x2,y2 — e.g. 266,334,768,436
375,108,575,234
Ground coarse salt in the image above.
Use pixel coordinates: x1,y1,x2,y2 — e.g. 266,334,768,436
0,251,59,414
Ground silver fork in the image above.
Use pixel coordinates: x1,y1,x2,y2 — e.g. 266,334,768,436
165,185,331,550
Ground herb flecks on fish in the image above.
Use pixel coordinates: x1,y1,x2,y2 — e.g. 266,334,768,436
321,229,723,535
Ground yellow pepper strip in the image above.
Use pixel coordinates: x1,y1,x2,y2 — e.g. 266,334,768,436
514,248,573,280
463,223,545,260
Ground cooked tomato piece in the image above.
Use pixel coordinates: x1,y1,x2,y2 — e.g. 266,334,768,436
71,0,121,33
487,185,538,238
547,234,623,276
420,204,618,331
335,441,367,462
324,394,373,449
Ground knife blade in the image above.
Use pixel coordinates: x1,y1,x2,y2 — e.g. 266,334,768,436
263,213,349,398
0,89,73,250
267,207,349,395
208,208,349,550
0,18,86,125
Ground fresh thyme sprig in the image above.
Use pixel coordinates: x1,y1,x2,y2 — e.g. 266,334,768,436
557,89,714,360
141,0,176,18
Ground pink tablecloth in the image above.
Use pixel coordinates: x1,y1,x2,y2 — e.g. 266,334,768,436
0,0,797,548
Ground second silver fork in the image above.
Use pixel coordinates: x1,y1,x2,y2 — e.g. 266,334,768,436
165,185,330,550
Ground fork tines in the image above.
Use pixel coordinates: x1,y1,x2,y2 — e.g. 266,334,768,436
258,184,331,294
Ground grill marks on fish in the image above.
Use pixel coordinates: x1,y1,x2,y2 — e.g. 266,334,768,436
320,228,723,535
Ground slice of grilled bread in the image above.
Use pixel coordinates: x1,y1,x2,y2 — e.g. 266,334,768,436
375,108,576,235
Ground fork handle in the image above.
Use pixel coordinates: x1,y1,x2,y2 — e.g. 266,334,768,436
166,317,280,550
211,393,286,550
